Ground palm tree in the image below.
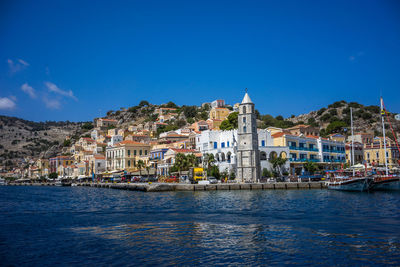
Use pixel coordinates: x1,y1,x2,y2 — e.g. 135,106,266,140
174,153,186,177
137,160,145,176
186,154,197,168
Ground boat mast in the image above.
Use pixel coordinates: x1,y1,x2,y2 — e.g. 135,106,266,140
380,97,389,176
350,107,355,177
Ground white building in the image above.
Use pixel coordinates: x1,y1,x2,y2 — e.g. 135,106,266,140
107,135,123,147
196,128,289,176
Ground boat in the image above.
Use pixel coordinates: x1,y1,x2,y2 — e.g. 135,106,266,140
372,175,400,190
370,97,400,191
327,107,373,191
0,178,6,185
55,178,72,187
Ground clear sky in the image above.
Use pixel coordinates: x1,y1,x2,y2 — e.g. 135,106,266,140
1,0,399,122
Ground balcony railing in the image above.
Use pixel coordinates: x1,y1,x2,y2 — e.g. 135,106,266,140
323,159,346,163
289,158,320,163
289,146,319,152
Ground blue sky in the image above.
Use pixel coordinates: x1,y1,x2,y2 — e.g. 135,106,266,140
1,0,399,122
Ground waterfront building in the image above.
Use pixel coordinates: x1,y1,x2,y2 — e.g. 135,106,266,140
105,140,150,172
272,131,346,174
196,129,289,175
49,156,73,174
236,92,261,183
345,141,364,165
156,148,198,176
206,118,223,130
317,137,346,166
364,137,400,168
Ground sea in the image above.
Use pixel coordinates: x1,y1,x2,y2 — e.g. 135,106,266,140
0,186,399,266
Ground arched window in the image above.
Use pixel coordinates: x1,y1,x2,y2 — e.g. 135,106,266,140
243,117,246,123
243,126,247,133
243,106,246,114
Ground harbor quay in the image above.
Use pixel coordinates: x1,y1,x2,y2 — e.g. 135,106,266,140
7,181,327,191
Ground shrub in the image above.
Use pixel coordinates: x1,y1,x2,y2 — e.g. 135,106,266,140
317,108,327,116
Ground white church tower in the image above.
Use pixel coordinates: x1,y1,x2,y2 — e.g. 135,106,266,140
236,91,260,183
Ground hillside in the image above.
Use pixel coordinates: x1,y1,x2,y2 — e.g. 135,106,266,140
0,116,87,168
258,100,400,138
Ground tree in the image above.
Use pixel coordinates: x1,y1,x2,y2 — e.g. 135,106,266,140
262,168,272,178
186,154,197,168
81,122,94,130
204,153,216,170
48,172,58,179
269,156,287,176
182,106,197,119
303,161,318,175
137,160,145,175
139,100,150,107
275,115,284,121
173,153,187,177
326,121,347,134
63,139,71,147
165,101,178,109
219,112,238,130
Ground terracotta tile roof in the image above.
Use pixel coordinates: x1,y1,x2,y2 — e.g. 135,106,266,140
94,155,105,160
117,140,149,146
100,118,117,122
272,132,285,138
306,135,320,139
82,137,95,142
170,148,196,153
96,142,107,146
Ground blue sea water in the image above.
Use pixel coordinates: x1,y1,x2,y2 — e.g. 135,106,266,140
0,186,399,266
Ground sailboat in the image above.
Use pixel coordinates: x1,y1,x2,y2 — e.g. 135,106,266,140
370,97,400,191
327,108,373,191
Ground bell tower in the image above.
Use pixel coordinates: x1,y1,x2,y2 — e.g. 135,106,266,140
236,90,260,183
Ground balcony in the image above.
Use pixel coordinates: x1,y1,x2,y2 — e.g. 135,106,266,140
289,146,319,152
289,158,320,163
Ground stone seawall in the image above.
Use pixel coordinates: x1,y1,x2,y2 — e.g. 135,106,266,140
7,182,327,191
81,182,326,191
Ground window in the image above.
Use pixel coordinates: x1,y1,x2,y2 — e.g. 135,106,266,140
261,140,265,147
243,126,247,133
227,141,230,147
140,150,143,156
367,153,370,159
145,150,148,155
128,150,131,156
128,160,131,167
243,117,246,123
243,106,246,113
134,150,137,156
376,152,379,158
214,142,217,149
221,142,225,148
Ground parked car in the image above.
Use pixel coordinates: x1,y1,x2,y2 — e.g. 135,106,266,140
208,177,218,184
148,176,158,182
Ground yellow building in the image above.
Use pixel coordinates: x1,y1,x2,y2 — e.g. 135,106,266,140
272,132,320,165
105,140,151,172
364,137,400,168
209,107,230,121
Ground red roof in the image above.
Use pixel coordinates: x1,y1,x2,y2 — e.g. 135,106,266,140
100,118,117,122
170,148,196,153
117,140,149,146
272,132,285,138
